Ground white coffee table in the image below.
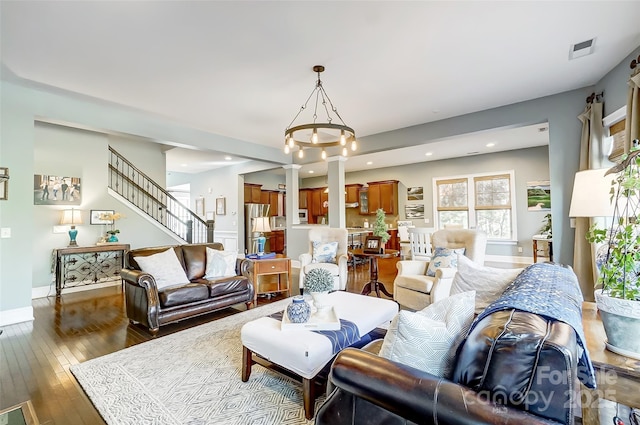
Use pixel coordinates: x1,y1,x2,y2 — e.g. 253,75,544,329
240,291,398,419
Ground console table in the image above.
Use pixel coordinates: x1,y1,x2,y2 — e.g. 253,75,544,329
53,244,130,296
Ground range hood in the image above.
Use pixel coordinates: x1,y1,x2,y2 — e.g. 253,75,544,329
345,202,359,208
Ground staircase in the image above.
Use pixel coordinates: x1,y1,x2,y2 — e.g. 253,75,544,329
108,146,213,243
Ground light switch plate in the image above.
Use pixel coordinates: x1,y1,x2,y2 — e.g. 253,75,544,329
0,227,11,238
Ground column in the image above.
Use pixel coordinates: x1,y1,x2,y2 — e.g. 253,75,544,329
327,156,347,228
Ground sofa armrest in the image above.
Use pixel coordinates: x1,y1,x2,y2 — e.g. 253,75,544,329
396,260,429,275
318,348,559,425
429,267,457,303
337,254,348,290
120,269,161,331
299,253,312,267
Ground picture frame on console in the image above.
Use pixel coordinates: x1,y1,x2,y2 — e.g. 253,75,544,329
90,210,114,225
364,236,383,254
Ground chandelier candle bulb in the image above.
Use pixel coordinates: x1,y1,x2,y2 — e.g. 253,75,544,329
298,149,304,158
312,129,318,144
321,149,327,160
340,130,346,146
342,147,348,157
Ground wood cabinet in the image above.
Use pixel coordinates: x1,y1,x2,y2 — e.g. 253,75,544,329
260,190,279,216
367,180,399,215
345,184,362,204
359,187,368,215
299,189,311,209
244,183,262,204
268,230,285,254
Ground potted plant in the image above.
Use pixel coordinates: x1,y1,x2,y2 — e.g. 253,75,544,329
586,147,640,359
100,211,124,242
303,267,334,312
372,208,390,248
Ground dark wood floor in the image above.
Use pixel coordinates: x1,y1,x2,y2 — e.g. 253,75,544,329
0,258,398,425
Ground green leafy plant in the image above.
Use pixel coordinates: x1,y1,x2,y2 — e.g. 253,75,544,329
372,208,390,244
586,150,640,301
303,268,334,292
539,213,552,237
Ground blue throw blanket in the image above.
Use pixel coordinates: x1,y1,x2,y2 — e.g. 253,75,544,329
470,262,596,389
269,311,361,354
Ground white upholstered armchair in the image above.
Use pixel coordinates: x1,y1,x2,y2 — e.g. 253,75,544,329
393,229,487,310
299,228,349,293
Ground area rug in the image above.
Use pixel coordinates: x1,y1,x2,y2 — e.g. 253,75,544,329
70,299,321,425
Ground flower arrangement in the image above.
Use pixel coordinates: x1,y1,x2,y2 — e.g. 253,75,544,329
303,268,334,293
99,212,124,236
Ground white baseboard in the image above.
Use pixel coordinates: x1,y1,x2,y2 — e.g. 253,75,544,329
0,306,34,326
485,254,533,266
32,280,121,299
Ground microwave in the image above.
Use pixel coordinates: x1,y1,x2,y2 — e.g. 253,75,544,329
298,209,308,223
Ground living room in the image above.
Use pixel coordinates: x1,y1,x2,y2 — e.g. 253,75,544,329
1,2,640,424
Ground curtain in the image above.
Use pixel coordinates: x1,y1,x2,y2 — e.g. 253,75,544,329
573,101,604,301
626,65,640,151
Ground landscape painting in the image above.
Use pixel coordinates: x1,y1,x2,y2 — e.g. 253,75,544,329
527,180,551,211
407,186,423,200
405,204,424,219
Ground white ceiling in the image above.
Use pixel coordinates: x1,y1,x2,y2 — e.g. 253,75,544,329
2,1,639,174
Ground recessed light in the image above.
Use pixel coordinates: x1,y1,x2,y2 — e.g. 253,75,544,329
224,156,232,161
308,170,314,174
180,163,188,167
486,143,495,147
366,161,373,165
425,152,433,156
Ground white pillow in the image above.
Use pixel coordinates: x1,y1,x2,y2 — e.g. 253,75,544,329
134,248,190,290
204,247,237,279
450,254,523,314
379,291,475,378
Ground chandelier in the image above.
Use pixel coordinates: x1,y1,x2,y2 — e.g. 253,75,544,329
284,65,357,160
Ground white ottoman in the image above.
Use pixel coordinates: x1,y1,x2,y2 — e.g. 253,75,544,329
240,291,398,419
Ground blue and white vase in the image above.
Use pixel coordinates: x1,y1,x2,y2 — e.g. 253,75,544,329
286,295,311,323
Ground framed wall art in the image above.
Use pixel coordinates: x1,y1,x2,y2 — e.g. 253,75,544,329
34,174,81,205
0,167,8,200
216,197,226,215
195,197,205,217
527,180,551,211
90,210,115,225
407,186,423,200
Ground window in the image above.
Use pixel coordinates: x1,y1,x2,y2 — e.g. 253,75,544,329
435,171,516,240
604,106,627,162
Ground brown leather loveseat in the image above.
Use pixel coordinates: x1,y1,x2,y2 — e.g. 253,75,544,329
121,243,254,333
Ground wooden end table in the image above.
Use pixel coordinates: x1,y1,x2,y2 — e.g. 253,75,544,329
350,248,399,298
246,255,291,305
581,302,640,425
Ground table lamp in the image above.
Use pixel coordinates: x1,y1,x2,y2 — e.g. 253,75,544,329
60,208,83,246
569,169,616,218
252,217,271,256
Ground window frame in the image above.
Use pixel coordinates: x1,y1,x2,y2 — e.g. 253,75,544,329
433,170,517,242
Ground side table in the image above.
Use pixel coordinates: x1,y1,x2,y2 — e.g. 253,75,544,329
246,255,291,305
532,235,553,263
350,248,399,298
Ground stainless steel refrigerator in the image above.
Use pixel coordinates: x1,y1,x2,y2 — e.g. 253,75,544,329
244,203,270,254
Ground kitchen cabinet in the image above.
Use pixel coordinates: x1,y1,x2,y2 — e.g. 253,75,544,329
299,189,311,209
359,187,368,215
244,183,262,204
260,190,279,216
367,180,399,215
345,184,362,204
268,230,285,254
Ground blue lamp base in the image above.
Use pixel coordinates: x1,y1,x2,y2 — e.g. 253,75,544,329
68,226,78,247
257,236,266,256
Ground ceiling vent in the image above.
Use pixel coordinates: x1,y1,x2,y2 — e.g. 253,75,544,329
569,38,596,60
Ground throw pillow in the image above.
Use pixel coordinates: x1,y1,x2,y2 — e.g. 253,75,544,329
312,241,339,264
134,248,190,290
450,253,523,314
379,290,476,378
426,247,465,277
204,247,237,279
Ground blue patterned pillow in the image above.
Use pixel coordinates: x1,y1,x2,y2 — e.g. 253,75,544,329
426,247,466,277
312,241,339,264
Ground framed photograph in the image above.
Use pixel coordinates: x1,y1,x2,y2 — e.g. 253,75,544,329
216,197,226,215
527,180,551,211
34,174,81,205
405,204,425,219
407,186,423,201
0,167,8,201
364,236,383,254
195,197,205,217
90,209,115,225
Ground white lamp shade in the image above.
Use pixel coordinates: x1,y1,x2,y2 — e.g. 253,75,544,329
252,217,271,233
60,209,83,225
569,169,615,218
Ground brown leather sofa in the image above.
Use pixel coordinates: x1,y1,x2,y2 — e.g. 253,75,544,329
316,264,585,425
121,243,254,333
